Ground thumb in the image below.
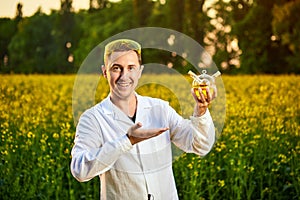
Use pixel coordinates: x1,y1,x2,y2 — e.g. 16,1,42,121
129,122,143,132
134,122,142,129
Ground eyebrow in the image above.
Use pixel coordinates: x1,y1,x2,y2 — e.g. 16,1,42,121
109,63,138,68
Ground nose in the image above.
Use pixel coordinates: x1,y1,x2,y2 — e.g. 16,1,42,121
120,68,130,79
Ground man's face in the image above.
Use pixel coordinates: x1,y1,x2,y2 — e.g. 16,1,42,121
102,50,143,101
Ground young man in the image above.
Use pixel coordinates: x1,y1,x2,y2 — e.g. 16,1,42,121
71,39,215,200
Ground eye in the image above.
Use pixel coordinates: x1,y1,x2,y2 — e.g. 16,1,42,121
129,65,137,71
111,65,122,72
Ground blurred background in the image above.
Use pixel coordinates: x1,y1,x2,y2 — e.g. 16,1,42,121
1,0,299,74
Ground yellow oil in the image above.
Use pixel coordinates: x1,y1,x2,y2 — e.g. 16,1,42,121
193,84,208,98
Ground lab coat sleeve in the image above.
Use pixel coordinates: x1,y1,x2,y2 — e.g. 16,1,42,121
169,105,215,157
70,108,132,182
189,109,215,156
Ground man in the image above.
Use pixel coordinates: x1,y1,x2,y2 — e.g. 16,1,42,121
70,39,215,200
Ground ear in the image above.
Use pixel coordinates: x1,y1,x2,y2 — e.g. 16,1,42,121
140,65,144,71
101,65,107,78
138,65,144,79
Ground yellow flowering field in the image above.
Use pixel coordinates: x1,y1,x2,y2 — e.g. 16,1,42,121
0,74,299,199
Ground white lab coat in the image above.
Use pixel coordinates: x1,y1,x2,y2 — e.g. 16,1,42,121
71,94,215,200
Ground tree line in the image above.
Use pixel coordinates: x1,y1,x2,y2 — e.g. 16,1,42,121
0,0,299,74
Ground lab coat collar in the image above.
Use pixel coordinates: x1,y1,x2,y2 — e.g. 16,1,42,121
99,92,152,121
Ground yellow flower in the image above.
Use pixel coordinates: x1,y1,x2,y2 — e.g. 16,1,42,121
64,148,70,155
218,180,225,187
193,171,199,177
253,135,261,139
27,131,35,138
53,133,59,139
278,154,287,163
1,150,8,155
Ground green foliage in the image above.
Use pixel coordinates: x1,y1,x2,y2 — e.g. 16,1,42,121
1,0,300,74
166,0,185,32
51,11,78,73
0,18,17,73
73,1,136,69
183,0,208,44
234,1,278,73
209,0,246,74
8,13,56,73
272,0,300,73
210,0,300,74
133,0,154,26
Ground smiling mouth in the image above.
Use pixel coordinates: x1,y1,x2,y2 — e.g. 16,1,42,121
117,82,132,88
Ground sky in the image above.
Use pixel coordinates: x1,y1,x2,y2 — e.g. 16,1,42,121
0,0,90,18
0,0,217,18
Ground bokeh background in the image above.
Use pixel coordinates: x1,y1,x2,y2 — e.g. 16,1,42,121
1,0,300,74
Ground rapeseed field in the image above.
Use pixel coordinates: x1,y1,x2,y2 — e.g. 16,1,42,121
0,74,299,199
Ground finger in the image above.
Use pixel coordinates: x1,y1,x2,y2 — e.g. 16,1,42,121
144,127,169,136
213,87,217,99
197,87,206,103
191,88,199,102
128,122,142,137
206,87,212,103
132,122,143,130
190,88,205,103
136,127,169,138
157,127,169,134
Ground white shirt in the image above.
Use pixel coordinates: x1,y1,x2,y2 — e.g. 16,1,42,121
70,94,215,200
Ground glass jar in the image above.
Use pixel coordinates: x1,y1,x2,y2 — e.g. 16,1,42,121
189,70,220,99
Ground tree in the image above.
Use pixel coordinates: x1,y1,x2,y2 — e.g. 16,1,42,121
183,0,209,44
233,0,291,74
89,0,108,11
209,0,252,73
0,3,23,73
8,12,56,73
272,0,300,73
60,0,73,13
133,0,154,26
73,1,135,71
166,0,185,32
210,0,300,74
145,0,213,73
15,3,23,22
50,0,78,73
0,18,17,73
162,0,212,44
6,0,299,74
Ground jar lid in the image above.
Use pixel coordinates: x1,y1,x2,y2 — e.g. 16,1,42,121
198,70,214,83
188,69,221,86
